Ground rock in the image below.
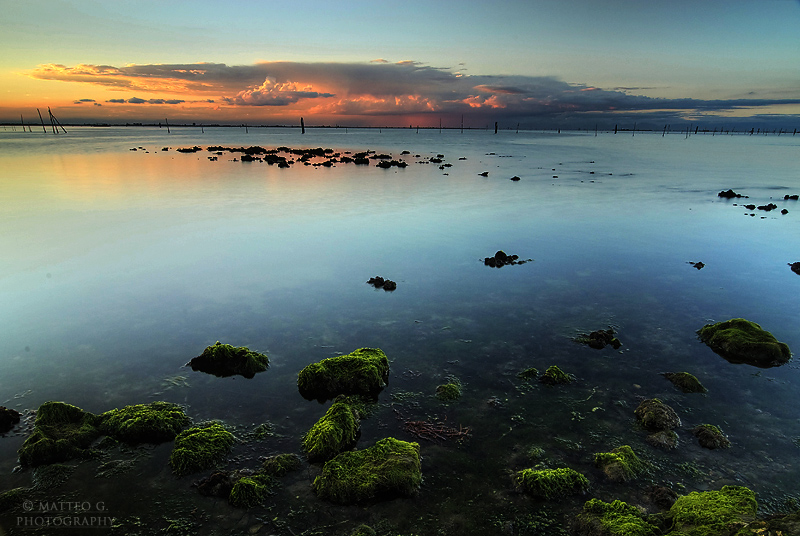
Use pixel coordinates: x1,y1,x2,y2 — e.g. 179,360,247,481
782,208,789,214
757,203,778,211
718,189,747,199
510,176,521,181
661,372,707,393
573,498,656,536
0,406,21,433
692,424,731,449
312,437,421,504
646,485,679,509
479,171,489,177
435,378,462,401
698,318,791,368
301,397,362,463
297,348,390,402
196,471,238,497
667,486,756,534
367,276,396,291
187,341,269,379
634,398,680,432
688,261,705,270
98,401,189,444
785,194,799,200
484,250,531,267
169,423,235,476
514,467,589,499
593,445,645,482
18,402,101,466
790,262,800,275
645,430,679,450
539,365,574,385
576,328,621,350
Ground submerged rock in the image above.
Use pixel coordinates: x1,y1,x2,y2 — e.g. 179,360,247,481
698,318,791,368
688,261,705,270
718,189,747,199
18,401,101,467
435,377,463,402
514,467,589,500
692,424,731,449
297,348,390,402
301,396,362,463
99,401,189,444
634,398,680,432
367,276,397,291
593,445,645,482
187,341,269,378
572,498,657,536
661,372,708,393
0,406,21,433
539,365,574,385
789,262,800,275
645,430,679,450
169,422,235,476
483,250,531,267
576,328,621,350
312,437,421,504
667,485,756,534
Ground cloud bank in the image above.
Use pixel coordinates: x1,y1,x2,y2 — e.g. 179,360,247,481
29,61,800,128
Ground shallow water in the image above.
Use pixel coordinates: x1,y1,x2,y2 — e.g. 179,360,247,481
1,126,799,535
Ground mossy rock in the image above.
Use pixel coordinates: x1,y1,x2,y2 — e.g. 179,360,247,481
435,379,462,402
634,398,680,432
698,318,791,368
514,467,589,499
169,422,235,476
517,367,539,381
301,397,361,463
298,348,389,402
228,473,275,508
187,341,269,378
692,424,731,449
539,365,574,385
645,430,679,450
576,328,622,350
0,487,30,512
661,372,708,394
350,525,377,536
312,437,421,504
260,453,303,477
667,485,757,535
18,401,101,467
573,498,658,536
0,405,21,433
593,445,645,482
99,401,189,444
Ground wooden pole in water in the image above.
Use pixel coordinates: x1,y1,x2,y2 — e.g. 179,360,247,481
20,114,26,132
48,108,57,134
614,124,618,134
165,118,170,134
301,117,305,134
37,109,47,132
632,122,636,137
494,122,498,134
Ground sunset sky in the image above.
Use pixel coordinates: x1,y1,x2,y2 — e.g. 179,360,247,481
2,0,799,129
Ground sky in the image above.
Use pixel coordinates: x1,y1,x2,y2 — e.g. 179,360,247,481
1,0,799,129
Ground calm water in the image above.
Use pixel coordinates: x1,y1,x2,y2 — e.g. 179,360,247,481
1,126,799,535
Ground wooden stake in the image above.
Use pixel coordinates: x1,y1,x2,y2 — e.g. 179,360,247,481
165,118,170,134
301,117,305,134
37,109,47,132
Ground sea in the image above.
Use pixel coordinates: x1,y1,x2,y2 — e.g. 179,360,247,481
1,125,799,535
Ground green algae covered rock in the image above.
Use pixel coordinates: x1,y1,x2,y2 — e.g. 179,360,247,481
646,430,679,450
0,487,30,513
661,372,708,394
634,398,680,432
169,422,235,476
188,341,269,378
18,401,101,467
435,377,462,401
312,437,421,504
594,445,646,482
260,453,302,477
514,467,589,499
350,525,377,536
692,424,731,450
298,348,389,402
667,485,757,535
99,401,189,444
301,397,362,463
539,365,574,385
573,498,658,536
698,318,791,368
517,367,539,381
228,473,274,509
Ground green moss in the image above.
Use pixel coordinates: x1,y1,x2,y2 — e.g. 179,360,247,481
435,377,462,401
698,318,791,368
228,473,274,508
576,498,658,536
514,467,589,499
662,372,708,394
539,365,574,385
32,463,75,490
312,437,421,504
301,397,361,463
692,424,731,450
169,422,235,476
187,341,269,378
594,445,646,482
0,487,29,512
99,401,189,444
261,453,303,477
634,398,680,432
298,348,389,402
517,367,539,381
668,485,757,535
646,430,679,450
350,525,377,536
18,401,101,466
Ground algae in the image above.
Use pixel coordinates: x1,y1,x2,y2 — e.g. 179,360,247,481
298,347,390,402
692,424,731,450
574,498,658,536
169,422,235,476
301,397,361,463
312,437,421,504
698,318,791,368
435,377,463,401
350,525,377,536
593,445,646,482
634,398,680,432
18,401,101,466
0,487,30,512
667,485,757,535
514,467,590,499
662,372,708,394
540,365,574,385
99,401,189,444
517,367,539,381
187,341,269,378
260,453,302,477
228,473,274,508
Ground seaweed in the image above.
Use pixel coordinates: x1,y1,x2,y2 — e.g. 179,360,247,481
667,485,757,534
514,467,589,499
692,424,731,450
99,401,189,444
661,372,708,394
298,348,389,402
539,365,574,385
169,422,235,476
698,318,791,368
187,341,269,378
18,401,101,466
301,397,361,463
594,445,646,482
574,498,658,536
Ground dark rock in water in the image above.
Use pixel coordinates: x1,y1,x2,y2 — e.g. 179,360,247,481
187,341,269,378
297,348,389,402
646,485,679,509
196,470,240,497
634,398,680,432
645,430,679,450
781,209,789,214
698,318,791,368
790,262,800,275
661,372,707,393
692,424,731,449
0,406,21,433
539,365,574,385
483,250,531,267
718,189,747,199
743,204,756,210
479,171,489,177
757,203,778,211
784,194,799,200
688,261,705,270
510,176,521,181
18,401,101,466
376,160,408,169
576,328,621,350
367,276,396,291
